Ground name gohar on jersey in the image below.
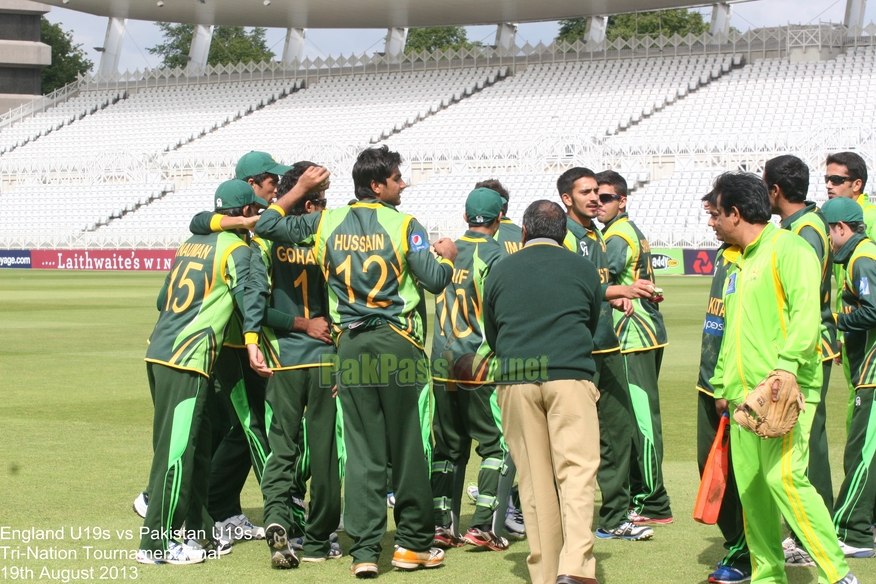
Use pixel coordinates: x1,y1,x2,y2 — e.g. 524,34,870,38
275,245,317,265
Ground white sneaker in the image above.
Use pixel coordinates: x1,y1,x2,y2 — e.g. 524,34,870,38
132,492,148,519
186,537,231,556
782,537,814,566
504,499,525,540
466,484,479,503
838,539,875,558
387,493,396,508
301,542,343,562
291,532,338,550
595,521,654,541
836,573,860,584
136,540,206,565
215,514,265,541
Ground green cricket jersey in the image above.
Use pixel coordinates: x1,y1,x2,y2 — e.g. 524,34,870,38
255,199,453,347
834,193,876,313
602,213,667,352
781,203,839,361
496,217,523,256
711,223,823,403
431,230,504,383
696,244,739,396
248,235,335,369
563,217,620,353
834,233,876,388
145,231,251,376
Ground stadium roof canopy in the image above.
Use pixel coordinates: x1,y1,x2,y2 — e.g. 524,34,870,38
39,0,723,29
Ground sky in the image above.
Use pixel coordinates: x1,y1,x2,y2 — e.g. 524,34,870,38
42,0,876,74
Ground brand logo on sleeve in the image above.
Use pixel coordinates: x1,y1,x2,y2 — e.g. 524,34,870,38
409,232,429,252
860,276,870,296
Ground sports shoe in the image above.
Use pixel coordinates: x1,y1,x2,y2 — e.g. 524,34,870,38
387,492,396,508
301,542,343,563
835,573,860,584
708,563,750,584
595,521,654,541
838,539,875,558
135,540,207,565
186,537,232,557
504,501,526,539
351,562,378,578
265,524,299,569
215,514,265,541
466,484,479,503
433,526,463,549
132,492,148,519
391,546,445,570
782,537,815,566
627,510,673,525
463,527,509,551
290,531,339,551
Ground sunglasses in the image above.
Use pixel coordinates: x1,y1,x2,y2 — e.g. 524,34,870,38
314,198,328,206
599,193,622,204
825,175,853,186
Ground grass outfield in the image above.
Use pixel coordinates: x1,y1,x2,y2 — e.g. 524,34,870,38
0,271,873,583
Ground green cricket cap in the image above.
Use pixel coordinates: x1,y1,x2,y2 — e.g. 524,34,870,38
821,197,863,224
235,151,292,180
466,187,504,225
214,179,261,211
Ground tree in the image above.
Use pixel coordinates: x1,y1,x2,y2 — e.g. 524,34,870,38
554,9,709,45
404,27,478,54
147,23,274,69
40,18,93,94
556,18,589,45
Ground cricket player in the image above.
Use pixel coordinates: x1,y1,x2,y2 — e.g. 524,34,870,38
706,172,855,584
764,155,838,540
596,170,671,524
476,179,523,256
823,196,876,559
558,167,655,542
694,211,750,583
255,146,457,578
137,180,260,565
430,187,509,552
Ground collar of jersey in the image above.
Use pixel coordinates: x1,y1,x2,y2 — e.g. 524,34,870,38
602,213,628,230
350,198,395,210
780,202,818,230
835,232,868,265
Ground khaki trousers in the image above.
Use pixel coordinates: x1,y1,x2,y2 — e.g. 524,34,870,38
497,379,600,584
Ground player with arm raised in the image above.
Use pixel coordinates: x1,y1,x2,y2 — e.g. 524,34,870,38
255,145,457,578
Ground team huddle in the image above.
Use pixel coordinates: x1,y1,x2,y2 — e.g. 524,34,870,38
129,144,872,584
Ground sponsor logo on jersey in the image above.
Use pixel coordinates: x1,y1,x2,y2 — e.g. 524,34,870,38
651,253,679,271
703,314,724,337
856,395,862,407
726,272,737,295
409,232,429,252
579,242,589,256
860,276,870,296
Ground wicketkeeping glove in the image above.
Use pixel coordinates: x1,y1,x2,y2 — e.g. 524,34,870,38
733,370,805,439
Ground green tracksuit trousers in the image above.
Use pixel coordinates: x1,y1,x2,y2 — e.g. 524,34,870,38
808,362,834,512
140,363,214,551
731,397,849,584
592,350,635,531
211,347,270,486
834,385,876,549
626,348,672,519
431,381,506,530
697,391,749,571
261,366,340,558
337,324,434,564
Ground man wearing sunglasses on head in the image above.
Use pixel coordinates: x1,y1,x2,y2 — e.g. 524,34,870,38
595,170,672,528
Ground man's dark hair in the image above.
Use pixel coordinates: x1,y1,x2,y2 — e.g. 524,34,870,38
475,179,510,214
246,172,275,187
764,155,810,204
841,221,867,234
701,188,718,206
556,167,597,197
216,207,246,217
523,200,567,244
352,145,403,200
279,161,324,216
711,172,772,223
595,170,628,198
826,151,868,191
